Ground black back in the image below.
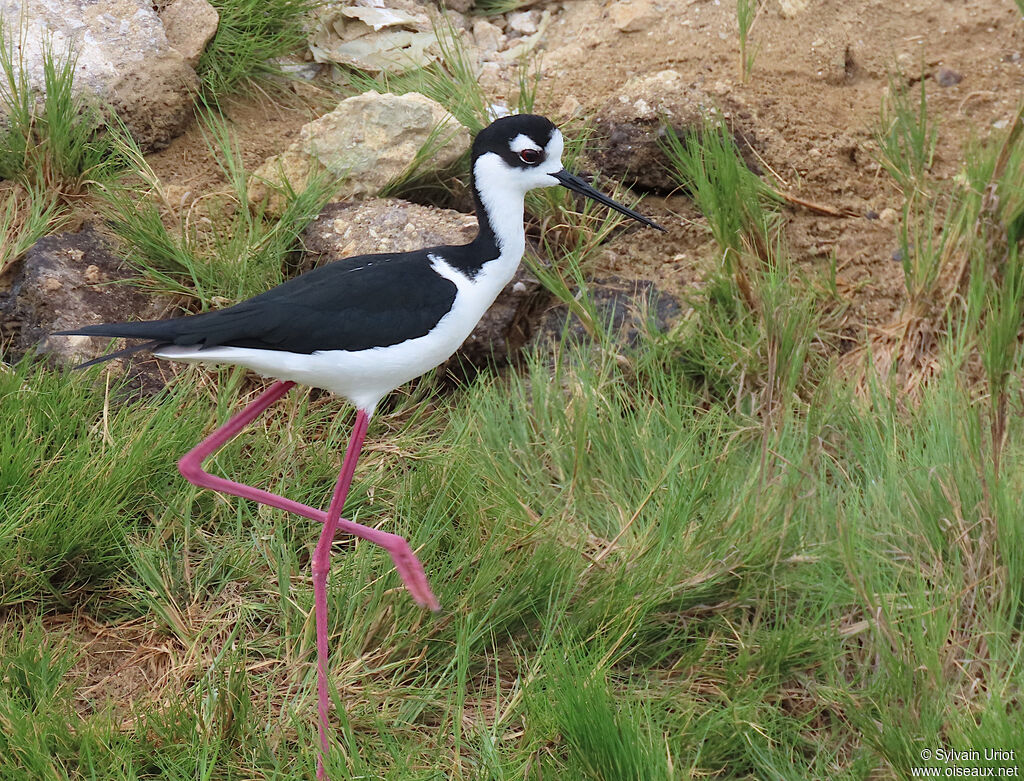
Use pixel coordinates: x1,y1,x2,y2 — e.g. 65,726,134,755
61,248,462,354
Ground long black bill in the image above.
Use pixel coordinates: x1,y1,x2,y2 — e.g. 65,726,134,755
552,169,666,231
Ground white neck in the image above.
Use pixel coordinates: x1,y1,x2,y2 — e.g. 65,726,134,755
472,154,528,265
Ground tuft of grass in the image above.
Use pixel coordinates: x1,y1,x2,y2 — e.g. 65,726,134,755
0,30,128,195
661,117,824,413
101,111,336,308
874,70,938,193
736,0,761,81
0,183,64,276
196,0,318,100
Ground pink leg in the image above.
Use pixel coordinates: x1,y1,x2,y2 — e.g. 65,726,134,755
177,381,439,610
313,409,368,780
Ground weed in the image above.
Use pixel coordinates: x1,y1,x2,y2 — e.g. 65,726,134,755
0,29,126,194
736,0,761,81
196,0,318,100
102,111,335,308
874,70,938,193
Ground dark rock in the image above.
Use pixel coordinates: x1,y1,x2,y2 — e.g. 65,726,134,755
934,67,963,87
589,70,761,194
530,276,681,354
1,226,164,368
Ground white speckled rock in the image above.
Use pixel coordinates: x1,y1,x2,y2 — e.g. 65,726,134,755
0,0,199,151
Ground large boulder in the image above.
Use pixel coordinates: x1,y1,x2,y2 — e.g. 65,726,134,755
0,0,199,152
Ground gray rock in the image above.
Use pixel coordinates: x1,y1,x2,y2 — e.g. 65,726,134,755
934,67,963,87
249,91,468,218
0,0,199,152
302,199,544,373
1,226,164,367
160,0,220,68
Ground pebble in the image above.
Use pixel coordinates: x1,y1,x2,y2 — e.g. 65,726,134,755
934,66,963,87
878,207,899,225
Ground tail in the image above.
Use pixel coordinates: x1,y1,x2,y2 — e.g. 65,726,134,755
53,320,180,369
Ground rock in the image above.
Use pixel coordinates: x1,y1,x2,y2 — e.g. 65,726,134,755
0,0,199,153
308,2,440,74
160,0,220,68
934,66,963,87
302,200,544,373
473,18,505,56
530,277,681,353
609,0,654,33
590,70,756,193
779,0,810,17
609,0,658,33
442,0,474,11
250,91,469,218
0,226,163,367
506,11,538,35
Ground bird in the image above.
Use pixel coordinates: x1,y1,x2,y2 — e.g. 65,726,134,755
56,113,664,779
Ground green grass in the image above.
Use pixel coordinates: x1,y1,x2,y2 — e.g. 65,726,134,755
196,0,318,100
4,291,1024,777
101,112,336,309
3,13,1024,778
0,30,128,195
736,0,761,81
874,71,938,194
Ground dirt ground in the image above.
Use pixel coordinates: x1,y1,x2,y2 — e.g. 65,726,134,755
148,0,1023,348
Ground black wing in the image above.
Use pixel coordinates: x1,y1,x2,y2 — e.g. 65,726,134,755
56,250,459,357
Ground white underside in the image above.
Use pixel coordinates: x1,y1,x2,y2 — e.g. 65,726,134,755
154,251,522,413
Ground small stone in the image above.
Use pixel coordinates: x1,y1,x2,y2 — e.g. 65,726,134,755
878,207,898,225
506,11,537,35
557,94,583,120
609,0,657,33
866,210,879,220
891,248,904,263
779,0,810,16
472,19,504,55
934,66,963,87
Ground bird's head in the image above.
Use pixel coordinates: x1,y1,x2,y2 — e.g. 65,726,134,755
470,113,665,231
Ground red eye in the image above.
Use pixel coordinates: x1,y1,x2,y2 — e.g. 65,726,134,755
519,148,542,164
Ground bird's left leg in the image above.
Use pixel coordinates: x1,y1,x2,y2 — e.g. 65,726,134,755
177,382,439,609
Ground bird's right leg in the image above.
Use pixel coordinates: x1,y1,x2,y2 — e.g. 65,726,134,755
176,381,440,608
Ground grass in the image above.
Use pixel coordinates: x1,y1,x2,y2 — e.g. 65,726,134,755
736,0,761,81
4,290,1024,776
196,0,318,100
101,111,336,309
0,29,128,196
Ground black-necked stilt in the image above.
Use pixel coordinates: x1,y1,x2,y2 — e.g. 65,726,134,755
56,113,663,778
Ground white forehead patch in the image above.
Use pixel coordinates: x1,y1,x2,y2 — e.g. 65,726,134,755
509,133,542,154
